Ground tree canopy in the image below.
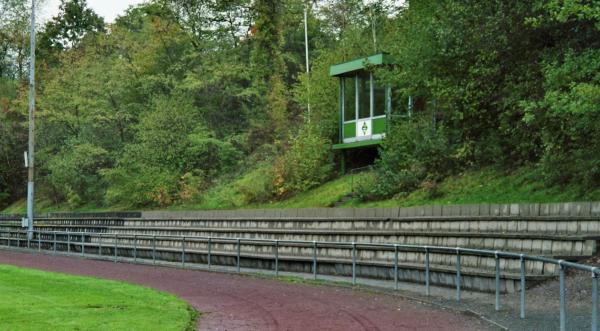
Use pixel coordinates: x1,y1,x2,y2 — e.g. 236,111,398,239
0,0,598,209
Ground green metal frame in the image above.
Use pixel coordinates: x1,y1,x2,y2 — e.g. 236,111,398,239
330,53,396,77
332,139,382,150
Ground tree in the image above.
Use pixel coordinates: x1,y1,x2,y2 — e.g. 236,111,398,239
38,0,105,66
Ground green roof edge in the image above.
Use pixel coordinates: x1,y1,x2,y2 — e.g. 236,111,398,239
332,139,382,150
329,53,395,77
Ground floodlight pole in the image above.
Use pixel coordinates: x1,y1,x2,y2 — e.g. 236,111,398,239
303,2,311,123
26,0,36,240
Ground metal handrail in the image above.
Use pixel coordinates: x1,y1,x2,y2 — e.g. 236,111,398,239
0,228,597,331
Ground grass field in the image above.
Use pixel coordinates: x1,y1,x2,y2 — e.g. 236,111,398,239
0,264,196,331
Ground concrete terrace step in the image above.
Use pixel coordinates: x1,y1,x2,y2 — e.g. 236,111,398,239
1,225,593,257
96,238,559,276
10,223,600,239
29,216,600,235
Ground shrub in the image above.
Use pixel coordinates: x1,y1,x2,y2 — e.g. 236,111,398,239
103,165,180,208
47,143,110,206
525,49,600,192
237,164,275,204
186,129,242,178
273,128,334,197
357,117,457,200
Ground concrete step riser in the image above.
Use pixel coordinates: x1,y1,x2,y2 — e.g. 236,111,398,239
8,226,589,257
83,237,555,275
9,218,600,235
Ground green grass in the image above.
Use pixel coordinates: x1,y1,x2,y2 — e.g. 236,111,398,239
1,199,119,214
254,174,365,209
4,166,600,213
350,166,600,208
0,264,196,331
169,166,371,210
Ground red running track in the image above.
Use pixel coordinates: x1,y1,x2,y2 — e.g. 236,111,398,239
0,250,491,331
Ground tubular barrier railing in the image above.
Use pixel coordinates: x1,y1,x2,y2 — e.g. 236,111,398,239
0,228,597,331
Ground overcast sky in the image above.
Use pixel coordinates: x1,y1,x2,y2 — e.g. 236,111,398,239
41,0,147,23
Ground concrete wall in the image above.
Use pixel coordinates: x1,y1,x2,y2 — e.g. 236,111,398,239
4,201,597,293
140,201,600,219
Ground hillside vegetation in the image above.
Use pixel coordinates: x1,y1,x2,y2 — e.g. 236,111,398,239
5,166,600,213
1,0,599,211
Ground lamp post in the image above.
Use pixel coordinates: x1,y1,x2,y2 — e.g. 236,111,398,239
303,1,311,123
26,0,36,240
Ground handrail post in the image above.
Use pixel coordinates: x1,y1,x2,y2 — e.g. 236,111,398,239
559,260,566,331
53,231,56,254
425,246,430,296
67,233,70,253
114,233,118,263
394,244,399,290
152,235,156,264
207,237,211,269
133,234,137,263
182,236,186,268
37,230,41,251
456,248,461,302
495,251,500,311
236,238,241,272
520,254,526,319
81,233,84,256
274,240,279,276
592,268,598,331
352,242,356,285
98,234,102,257
313,241,317,280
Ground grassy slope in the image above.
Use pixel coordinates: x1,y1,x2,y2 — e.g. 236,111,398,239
0,264,195,331
183,166,600,209
4,166,600,213
352,167,600,208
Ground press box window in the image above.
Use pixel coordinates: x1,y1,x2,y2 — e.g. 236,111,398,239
358,73,371,119
373,76,386,117
343,77,356,121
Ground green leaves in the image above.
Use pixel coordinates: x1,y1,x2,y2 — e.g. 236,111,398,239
2,0,600,210
47,143,110,206
274,127,334,197
545,0,600,29
359,116,456,200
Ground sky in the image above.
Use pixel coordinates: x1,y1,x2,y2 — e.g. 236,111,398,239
40,0,147,23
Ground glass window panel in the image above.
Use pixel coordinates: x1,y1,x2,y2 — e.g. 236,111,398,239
373,76,386,116
343,77,355,121
358,73,371,119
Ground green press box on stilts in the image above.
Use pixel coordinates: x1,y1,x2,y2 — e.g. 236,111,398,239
330,53,397,171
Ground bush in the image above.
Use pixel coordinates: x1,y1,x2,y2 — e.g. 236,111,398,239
273,128,334,197
357,117,457,200
186,129,242,178
47,143,110,206
237,165,275,204
526,49,600,192
103,165,180,208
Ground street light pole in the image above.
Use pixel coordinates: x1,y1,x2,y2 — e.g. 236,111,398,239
26,0,36,240
303,1,311,123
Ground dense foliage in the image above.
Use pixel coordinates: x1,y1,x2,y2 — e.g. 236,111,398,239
0,0,598,209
